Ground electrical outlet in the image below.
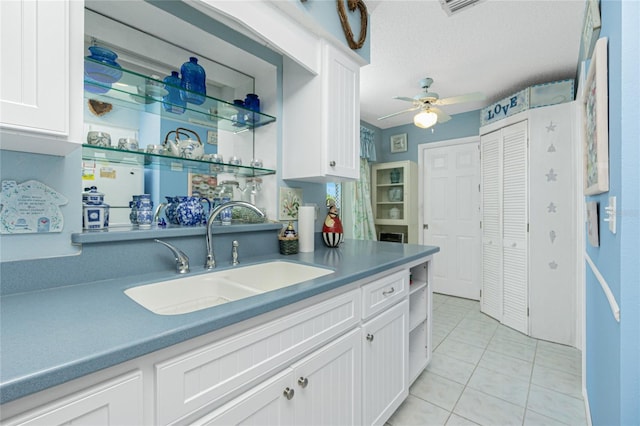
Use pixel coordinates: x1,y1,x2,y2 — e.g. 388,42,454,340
604,196,616,234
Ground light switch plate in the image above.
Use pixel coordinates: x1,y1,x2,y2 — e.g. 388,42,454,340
604,196,616,234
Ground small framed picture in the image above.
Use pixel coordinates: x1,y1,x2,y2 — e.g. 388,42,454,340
390,133,408,153
206,130,218,145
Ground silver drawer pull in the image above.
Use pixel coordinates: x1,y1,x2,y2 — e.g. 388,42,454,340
382,287,395,296
283,387,295,400
298,377,309,388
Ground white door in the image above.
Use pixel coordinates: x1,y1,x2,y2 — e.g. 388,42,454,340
421,139,481,300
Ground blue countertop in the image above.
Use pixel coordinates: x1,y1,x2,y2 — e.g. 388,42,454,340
0,240,438,404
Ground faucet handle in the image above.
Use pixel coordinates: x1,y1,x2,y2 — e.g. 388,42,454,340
232,240,240,266
155,239,190,274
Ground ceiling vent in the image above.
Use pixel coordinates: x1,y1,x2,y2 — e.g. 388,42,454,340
439,0,485,16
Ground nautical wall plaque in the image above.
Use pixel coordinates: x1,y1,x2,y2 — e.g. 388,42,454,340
1,180,68,234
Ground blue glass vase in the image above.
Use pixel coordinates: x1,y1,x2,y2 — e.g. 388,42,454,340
244,93,261,123
232,99,246,126
162,71,186,114
180,57,206,105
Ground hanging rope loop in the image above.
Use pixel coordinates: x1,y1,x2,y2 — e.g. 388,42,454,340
337,0,368,50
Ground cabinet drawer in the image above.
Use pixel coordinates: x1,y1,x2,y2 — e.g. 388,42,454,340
156,289,360,425
361,270,408,319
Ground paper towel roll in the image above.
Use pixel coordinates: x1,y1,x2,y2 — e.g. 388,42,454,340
298,205,315,252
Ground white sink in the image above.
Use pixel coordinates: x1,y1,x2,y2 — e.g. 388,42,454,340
125,261,334,315
125,276,261,315
220,261,334,292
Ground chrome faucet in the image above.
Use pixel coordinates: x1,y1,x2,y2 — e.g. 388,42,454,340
205,201,265,270
155,239,190,274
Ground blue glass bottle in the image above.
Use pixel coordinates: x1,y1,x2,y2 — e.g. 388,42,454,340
244,93,261,123
180,57,206,105
162,71,186,114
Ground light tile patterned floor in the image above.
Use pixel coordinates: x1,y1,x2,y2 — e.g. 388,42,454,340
387,294,588,426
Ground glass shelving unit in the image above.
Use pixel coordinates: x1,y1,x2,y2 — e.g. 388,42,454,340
82,145,275,177
84,57,276,133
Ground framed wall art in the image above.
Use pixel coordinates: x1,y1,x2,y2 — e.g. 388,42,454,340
390,133,408,153
583,37,609,195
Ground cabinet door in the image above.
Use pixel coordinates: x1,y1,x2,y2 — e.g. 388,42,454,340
2,372,143,426
193,369,294,426
291,329,362,426
322,42,360,180
362,300,409,426
0,0,82,155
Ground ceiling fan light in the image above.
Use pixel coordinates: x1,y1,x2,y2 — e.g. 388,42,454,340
414,110,438,128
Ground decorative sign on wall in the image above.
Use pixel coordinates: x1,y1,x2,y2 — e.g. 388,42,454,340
481,89,529,126
1,180,68,234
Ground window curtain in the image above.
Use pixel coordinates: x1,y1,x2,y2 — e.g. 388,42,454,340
344,126,377,240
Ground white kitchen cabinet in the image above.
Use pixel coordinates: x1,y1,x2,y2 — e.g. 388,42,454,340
0,0,83,156
282,40,360,182
2,371,143,426
155,290,360,425
408,261,432,384
480,103,578,345
371,161,419,243
196,329,361,426
362,300,409,426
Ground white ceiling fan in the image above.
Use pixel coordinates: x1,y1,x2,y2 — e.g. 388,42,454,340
378,77,485,128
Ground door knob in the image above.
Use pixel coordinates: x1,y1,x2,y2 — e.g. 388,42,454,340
366,333,374,342
298,377,309,388
329,161,336,167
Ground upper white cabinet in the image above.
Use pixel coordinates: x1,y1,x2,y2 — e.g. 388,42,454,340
0,0,84,155
282,41,361,182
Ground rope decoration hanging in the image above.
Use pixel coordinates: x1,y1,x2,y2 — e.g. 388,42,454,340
336,0,368,50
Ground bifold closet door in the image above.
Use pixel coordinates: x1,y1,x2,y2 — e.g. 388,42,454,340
501,121,529,335
480,120,529,335
480,131,502,320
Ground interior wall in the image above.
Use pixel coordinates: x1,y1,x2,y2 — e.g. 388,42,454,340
584,0,640,424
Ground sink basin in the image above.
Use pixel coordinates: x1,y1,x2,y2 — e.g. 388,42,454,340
125,261,334,315
124,276,261,315
220,261,334,292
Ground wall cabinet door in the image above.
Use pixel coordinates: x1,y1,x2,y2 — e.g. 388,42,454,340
282,41,360,182
0,0,83,155
2,372,143,426
362,300,409,426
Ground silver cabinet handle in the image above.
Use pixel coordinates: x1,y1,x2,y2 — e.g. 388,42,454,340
366,333,374,342
382,287,395,296
298,377,309,388
329,161,336,167
283,387,295,400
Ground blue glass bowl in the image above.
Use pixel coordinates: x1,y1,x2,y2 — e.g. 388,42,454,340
85,59,123,84
88,46,118,62
84,73,111,94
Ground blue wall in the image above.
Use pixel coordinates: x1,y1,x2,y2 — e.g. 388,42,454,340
372,110,481,164
585,0,640,424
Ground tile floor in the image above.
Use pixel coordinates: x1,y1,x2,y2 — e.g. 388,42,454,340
387,293,588,426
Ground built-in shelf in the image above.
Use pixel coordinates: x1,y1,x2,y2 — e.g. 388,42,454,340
84,58,276,133
82,145,276,177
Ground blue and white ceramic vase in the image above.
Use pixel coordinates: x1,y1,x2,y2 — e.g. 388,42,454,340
180,57,206,105
176,196,211,226
162,71,186,114
136,195,154,229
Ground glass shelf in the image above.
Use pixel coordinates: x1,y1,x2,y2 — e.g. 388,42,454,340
82,145,276,177
84,58,276,133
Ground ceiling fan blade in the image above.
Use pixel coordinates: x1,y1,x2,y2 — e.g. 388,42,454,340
434,92,485,106
430,106,451,123
378,106,420,120
393,96,418,103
